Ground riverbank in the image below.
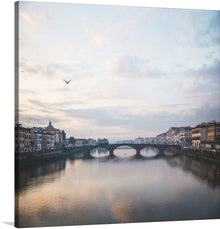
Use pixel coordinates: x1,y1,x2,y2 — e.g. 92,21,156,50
15,147,84,168
182,147,220,163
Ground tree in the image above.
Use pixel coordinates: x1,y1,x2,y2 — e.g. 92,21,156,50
61,130,66,141
69,137,75,145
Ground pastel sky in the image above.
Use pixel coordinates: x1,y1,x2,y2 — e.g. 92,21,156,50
18,2,220,141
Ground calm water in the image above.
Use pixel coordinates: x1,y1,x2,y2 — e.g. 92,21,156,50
16,147,220,227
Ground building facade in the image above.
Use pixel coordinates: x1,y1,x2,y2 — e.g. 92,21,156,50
87,138,97,145
45,121,62,148
43,131,55,150
34,128,43,151
200,122,220,149
192,123,207,148
180,127,192,147
134,137,145,144
145,137,155,144
15,124,31,153
75,139,87,147
166,127,180,145
156,133,166,144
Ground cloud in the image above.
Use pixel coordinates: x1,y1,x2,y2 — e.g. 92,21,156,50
20,98,220,139
28,99,84,111
20,62,94,79
20,12,49,29
91,34,111,46
184,59,220,82
107,55,166,79
19,114,61,127
20,13,39,27
193,11,220,47
59,103,220,137
29,99,49,109
205,12,220,35
20,89,36,94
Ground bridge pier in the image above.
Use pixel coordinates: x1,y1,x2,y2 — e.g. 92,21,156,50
73,144,181,159
109,149,114,158
83,149,93,159
135,148,141,158
157,148,165,158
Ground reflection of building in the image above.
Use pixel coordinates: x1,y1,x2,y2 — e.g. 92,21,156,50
166,156,220,188
15,124,31,153
18,160,66,192
180,127,192,147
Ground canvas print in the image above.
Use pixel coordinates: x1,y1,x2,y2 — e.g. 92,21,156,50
15,1,220,228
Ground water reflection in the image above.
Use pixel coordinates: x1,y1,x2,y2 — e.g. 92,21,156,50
17,160,66,193
90,147,109,157
140,146,159,158
114,146,136,158
16,149,220,227
166,156,220,188
164,147,179,156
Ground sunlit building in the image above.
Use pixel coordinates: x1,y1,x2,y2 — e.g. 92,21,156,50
166,127,180,145
180,127,192,147
192,123,207,148
200,121,220,149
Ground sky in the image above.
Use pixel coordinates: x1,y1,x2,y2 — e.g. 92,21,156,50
18,1,220,141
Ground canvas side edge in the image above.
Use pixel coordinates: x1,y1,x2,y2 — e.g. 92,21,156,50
15,1,19,228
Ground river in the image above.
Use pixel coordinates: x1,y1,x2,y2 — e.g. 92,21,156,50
16,147,220,227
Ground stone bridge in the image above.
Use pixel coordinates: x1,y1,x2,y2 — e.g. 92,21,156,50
67,143,182,158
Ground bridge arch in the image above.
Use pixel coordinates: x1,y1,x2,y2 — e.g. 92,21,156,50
89,146,110,158
112,145,137,158
71,143,181,159
140,146,160,158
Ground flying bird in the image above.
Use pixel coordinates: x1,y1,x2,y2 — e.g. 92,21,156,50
63,79,71,84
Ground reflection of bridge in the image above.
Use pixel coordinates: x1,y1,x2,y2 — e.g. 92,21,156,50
68,144,182,158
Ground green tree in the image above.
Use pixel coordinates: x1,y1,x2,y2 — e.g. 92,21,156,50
69,137,75,145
